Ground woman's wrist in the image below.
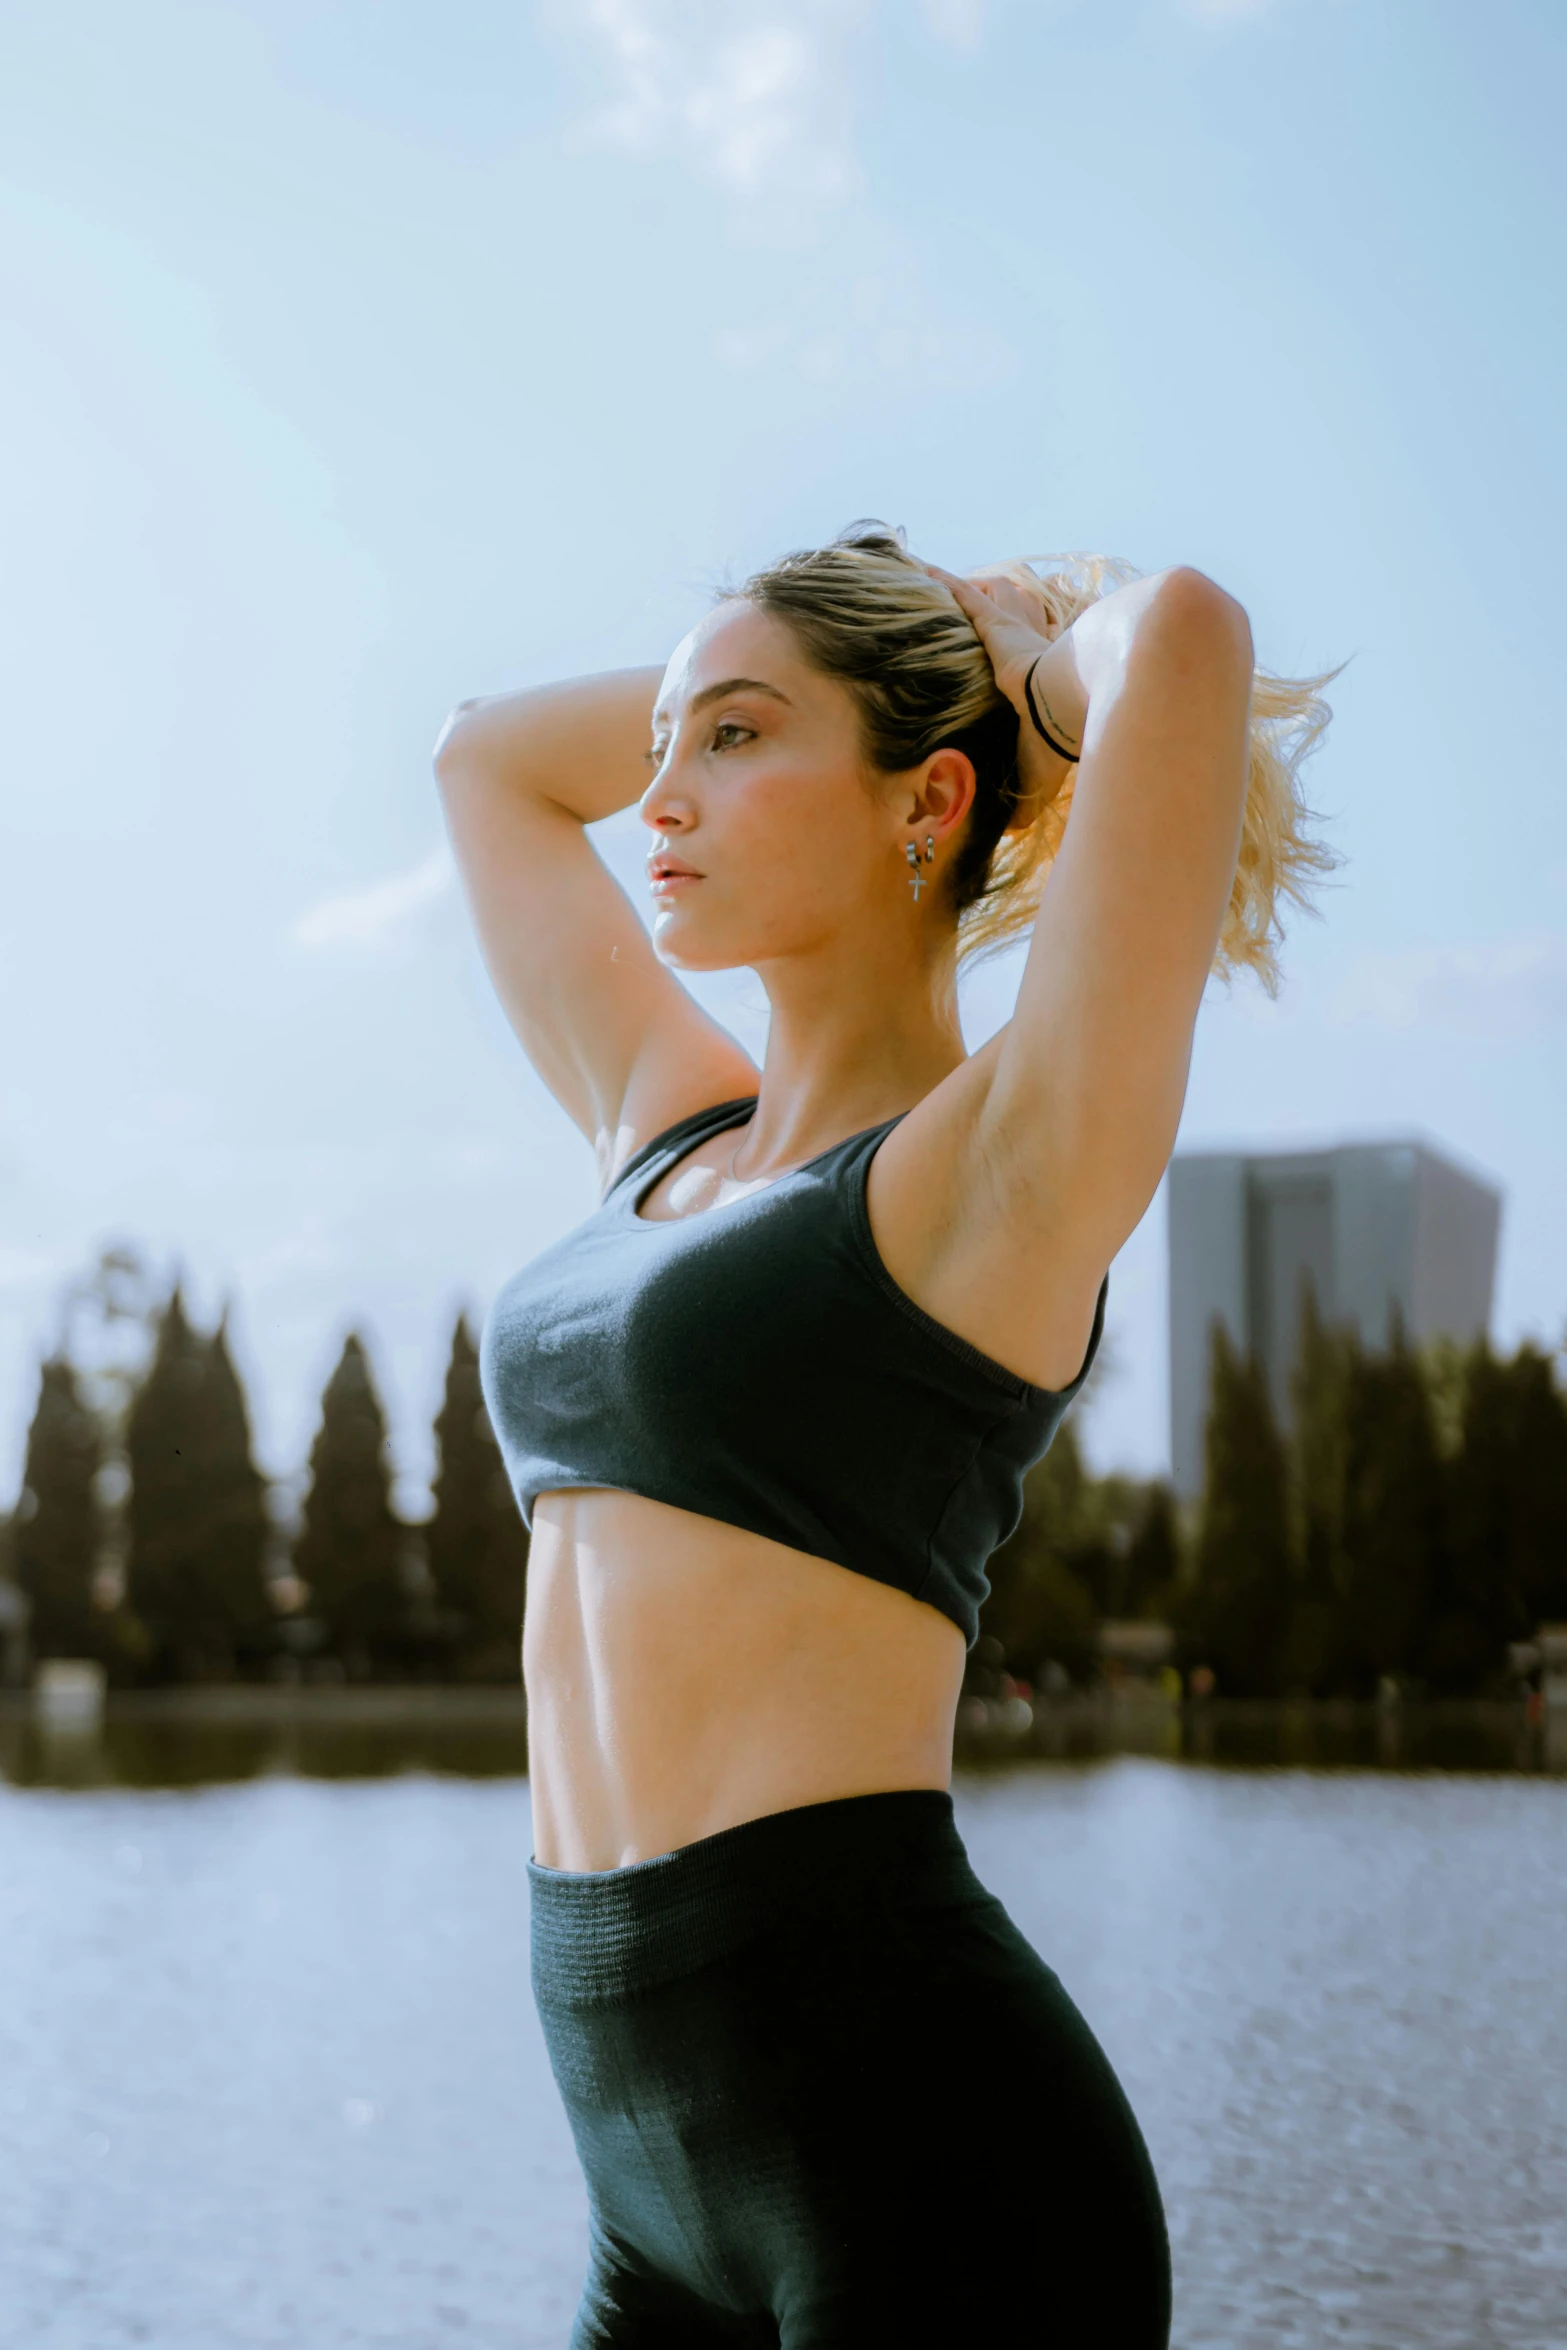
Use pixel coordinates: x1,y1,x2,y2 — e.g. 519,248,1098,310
1022,657,1081,762
1018,632,1088,763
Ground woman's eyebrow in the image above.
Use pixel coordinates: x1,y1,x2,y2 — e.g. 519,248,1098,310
676,676,794,720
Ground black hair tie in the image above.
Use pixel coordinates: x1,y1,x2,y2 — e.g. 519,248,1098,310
1023,657,1080,763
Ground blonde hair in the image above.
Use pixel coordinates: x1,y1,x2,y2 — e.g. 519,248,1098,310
742,522,1336,990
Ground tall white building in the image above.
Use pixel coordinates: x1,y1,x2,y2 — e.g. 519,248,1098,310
1168,1140,1502,1500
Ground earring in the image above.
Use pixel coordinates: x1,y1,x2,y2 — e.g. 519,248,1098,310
924,833,935,863
904,841,925,902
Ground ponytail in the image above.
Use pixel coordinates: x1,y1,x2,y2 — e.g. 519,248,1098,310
958,555,1338,988
742,525,1337,991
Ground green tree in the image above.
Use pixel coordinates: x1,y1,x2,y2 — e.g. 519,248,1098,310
126,1292,270,1680
200,1313,272,1670
1119,1482,1182,1622
1284,1288,1352,1693
1428,1341,1567,1689
1185,1322,1293,1696
1329,1323,1442,1693
1511,1346,1567,1623
293,1333,407,1676
426,1316,528,1682
978,1417,1098,1685
12,1357,104,1662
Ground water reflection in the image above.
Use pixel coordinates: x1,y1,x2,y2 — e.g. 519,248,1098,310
2,1755,1563,2348
986,1693,1564,1777
0,1693,1556,1791
0,1693,529,1790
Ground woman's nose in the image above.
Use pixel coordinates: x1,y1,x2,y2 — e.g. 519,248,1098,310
640,772,692,831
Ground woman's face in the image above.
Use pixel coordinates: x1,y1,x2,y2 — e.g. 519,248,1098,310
641,600,909,972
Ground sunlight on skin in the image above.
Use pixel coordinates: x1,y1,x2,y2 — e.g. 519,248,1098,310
526,1491,965,1872
441,556,1252,1873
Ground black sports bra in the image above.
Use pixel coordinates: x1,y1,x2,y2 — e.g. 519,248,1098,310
480,1096,1104,1647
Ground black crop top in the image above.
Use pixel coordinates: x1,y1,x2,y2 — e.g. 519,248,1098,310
480,1095,1105,1648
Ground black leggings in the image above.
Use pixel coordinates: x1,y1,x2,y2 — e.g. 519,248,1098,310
530,1790,1170,2348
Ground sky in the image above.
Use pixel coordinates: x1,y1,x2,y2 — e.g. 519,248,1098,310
2,0,1564,1513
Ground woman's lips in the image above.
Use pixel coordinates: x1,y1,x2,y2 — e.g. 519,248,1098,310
649,865,702,896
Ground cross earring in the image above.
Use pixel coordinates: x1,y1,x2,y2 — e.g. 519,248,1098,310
904,834,936,901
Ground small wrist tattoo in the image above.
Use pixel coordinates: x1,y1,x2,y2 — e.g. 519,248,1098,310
1023,658,1081,764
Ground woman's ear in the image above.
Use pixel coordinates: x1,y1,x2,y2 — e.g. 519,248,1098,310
914,746,978,840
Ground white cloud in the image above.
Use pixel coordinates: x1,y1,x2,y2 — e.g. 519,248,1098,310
550,1,1015,367
557,0,867,210
1333,930,1567,1038
291,846,454,954
712,262,1020,386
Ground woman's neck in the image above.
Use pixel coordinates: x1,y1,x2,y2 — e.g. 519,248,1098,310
741,928,967,1172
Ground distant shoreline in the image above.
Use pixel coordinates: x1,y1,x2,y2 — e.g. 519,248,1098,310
0,1684,1553,1753
0,1682,528,1724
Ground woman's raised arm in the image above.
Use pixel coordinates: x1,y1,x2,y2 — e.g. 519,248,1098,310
434,670,757,1179
939,562,1256,1287
869,556,1259,1381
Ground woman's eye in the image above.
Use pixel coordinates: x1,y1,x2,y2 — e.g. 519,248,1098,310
711,722,753,752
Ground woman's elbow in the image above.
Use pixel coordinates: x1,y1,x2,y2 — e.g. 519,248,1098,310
432,698,485,785
1152,566,1254,675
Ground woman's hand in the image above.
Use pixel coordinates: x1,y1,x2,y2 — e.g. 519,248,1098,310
924,562,1087,814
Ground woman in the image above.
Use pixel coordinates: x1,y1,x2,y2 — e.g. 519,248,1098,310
435,523,1331,2348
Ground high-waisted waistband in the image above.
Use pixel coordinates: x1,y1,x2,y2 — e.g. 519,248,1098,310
528,1788,988,2006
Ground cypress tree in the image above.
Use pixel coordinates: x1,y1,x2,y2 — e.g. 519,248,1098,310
293,1333,405,1676
1067,1472,1141,1622
126,1292,270,1681
1330,1322,1442,1694
1120,1482,1181,1622
1185,1322,1292,1696
1509,1347,1567,1625
125,1289,205,1677
426,1316,528,1682
12,1357,103,1662
201,1313,272,1671
1285,1288,1352,1694
1429,1342,1567,1689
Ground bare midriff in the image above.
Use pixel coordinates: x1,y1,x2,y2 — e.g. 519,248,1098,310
525,1485,967,1873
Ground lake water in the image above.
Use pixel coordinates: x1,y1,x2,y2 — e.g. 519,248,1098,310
2,1716,1564,2349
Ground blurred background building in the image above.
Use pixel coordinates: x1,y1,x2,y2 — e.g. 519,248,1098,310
1169,1140,1503,1498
